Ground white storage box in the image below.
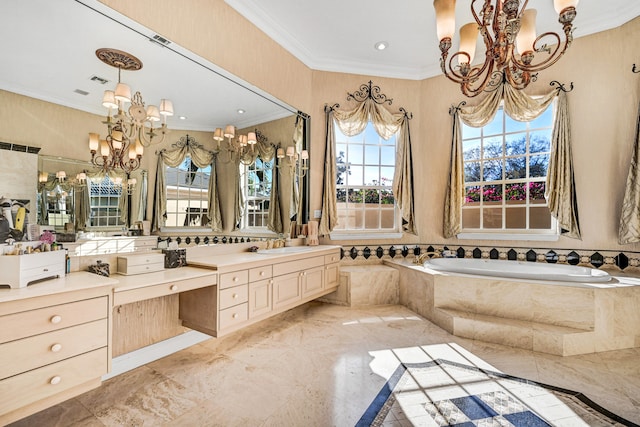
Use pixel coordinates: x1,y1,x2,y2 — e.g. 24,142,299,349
0,250,66,288
117,253,164,275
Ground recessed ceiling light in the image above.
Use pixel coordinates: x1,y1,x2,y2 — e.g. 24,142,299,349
374,41,388,51
179,116,187,120
237,109,245,114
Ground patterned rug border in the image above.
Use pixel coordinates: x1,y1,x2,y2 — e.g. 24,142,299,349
355,359,639,427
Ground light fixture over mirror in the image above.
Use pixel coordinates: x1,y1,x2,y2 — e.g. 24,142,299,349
88,48,173,174
433,0,578,97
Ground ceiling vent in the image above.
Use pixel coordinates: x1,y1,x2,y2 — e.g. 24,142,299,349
90,75,109,85
74,89,89,96
151,34,171,46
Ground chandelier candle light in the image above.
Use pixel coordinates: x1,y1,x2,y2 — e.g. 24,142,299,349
433,0,578,97
89,48,174,173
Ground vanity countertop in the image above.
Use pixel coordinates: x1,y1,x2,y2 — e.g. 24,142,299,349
111,266,217,293
0,271,117,304
187,245,341,272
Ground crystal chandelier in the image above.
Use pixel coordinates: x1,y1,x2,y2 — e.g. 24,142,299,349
433,0,578,97
88,48,174,173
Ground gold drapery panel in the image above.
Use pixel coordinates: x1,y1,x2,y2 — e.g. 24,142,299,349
290,116,304,220
153,137,222,232
444,82,580,239
618,101,640,243
267,157,283,233
320,97,416,235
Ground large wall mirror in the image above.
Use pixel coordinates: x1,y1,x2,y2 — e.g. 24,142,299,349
0,0,309,236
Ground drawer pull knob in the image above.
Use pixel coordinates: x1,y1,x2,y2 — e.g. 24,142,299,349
170,285,179,291
232,313,238,319
232,293,238,299
233,277,239,282
50,315,62,324
50,376,61,385
260,271,265,276
50,343,63,353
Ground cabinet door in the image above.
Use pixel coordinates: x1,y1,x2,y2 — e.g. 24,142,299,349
249,279,273,318
273,272,301,309
301,266,324,298
324,263,339,290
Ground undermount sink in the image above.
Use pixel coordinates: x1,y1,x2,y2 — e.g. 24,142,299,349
255,246,315,254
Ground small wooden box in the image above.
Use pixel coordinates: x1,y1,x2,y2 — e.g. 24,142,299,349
116,253,164,275
0,250,66,288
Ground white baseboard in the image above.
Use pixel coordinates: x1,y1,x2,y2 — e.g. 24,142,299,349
103,330,212,380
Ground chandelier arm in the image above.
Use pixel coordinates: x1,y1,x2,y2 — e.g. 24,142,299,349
504,67,530,91
517,33,569,73
462,67,499,97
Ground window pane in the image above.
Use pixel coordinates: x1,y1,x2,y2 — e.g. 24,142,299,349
364,166,379,185
529,155,548,178
380,146,395,165
529,181,546,202
482,159,503,181
465,185,481,204
464,162,481,183
484,110,504,136
380,207,395,228
364,124,379,142
505,183,527,203
505,207,526,229
337,189,347,203
348,165,363,186
530,206,552,229
463,139,481,161
462,208,480,228
462,124,481,139
483,137,503,159
505,133,527,156
364,188,380,204
364,209,380,229
505,114,527,132
530,130,551,153
504,156,526,179
530,107,554,129
483,208,502,228
380,166,394,185
348,189,364,203
364,145,379,164
348,144,363,163
380,189,394,205
482,184,503,202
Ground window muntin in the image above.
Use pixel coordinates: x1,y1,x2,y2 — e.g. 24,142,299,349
88,176,125,228
461,104,555,233
164,157,210,228
335,122,399,233
241,157,273,229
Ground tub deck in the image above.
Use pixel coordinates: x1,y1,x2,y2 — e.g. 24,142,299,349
386,259,640,356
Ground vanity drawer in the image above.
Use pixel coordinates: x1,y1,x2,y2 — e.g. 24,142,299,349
272,256,323,276
324,253,340,265
0,347,108,416
249,265,272,282
219,303,248,330
0,319,107,380
113,274,216,306
0,297,108,343
219,284,249,310
219,270,248,289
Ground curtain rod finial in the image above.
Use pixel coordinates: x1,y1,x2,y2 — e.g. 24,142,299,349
550,80,574,92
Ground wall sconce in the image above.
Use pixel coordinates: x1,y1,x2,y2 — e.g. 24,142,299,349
276,145,309,177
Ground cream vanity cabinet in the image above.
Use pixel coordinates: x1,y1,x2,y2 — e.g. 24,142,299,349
183,246,341,337
0,278,114,425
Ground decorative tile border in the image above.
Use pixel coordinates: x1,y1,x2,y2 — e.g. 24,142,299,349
156,235,640,272
336,244,640,272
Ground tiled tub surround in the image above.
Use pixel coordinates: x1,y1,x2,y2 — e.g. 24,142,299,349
389,259,640,356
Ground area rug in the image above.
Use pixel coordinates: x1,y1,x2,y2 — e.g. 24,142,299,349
356,359,638,427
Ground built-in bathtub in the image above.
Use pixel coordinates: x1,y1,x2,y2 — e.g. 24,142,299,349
422,258,611,283
387,258,640,356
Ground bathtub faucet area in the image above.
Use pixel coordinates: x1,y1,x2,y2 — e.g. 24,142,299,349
414,249,456,264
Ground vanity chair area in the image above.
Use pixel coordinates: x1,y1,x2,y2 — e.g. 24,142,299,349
0,240,340,425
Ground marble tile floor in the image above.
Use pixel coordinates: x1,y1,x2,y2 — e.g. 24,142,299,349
9,302,640,427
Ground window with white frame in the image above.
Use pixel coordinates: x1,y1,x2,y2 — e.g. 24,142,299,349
334,121,399,233
461,102,556,233
241,157,273,229
88,176,125,228
164,157,210,228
